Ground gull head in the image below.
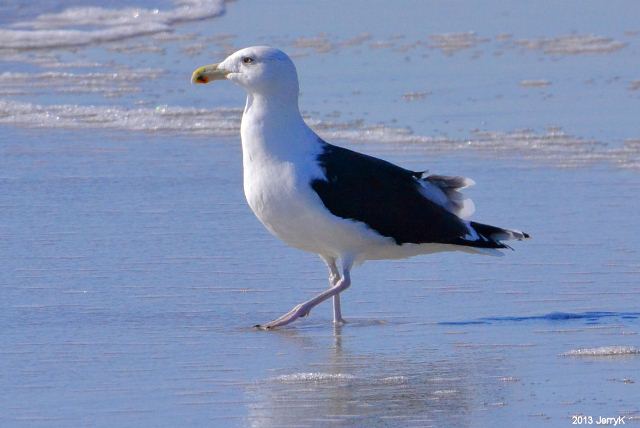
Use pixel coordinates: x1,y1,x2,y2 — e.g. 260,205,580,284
191,46,299,98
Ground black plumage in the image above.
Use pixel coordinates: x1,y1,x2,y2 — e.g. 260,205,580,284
311,141,524,249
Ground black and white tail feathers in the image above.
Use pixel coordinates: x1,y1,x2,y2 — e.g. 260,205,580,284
466,221,531,250
470,221,530,242
313,142,530,250
418,172,530,249
417,173,476,219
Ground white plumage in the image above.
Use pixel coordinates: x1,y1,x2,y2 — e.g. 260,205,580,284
192,46,529,329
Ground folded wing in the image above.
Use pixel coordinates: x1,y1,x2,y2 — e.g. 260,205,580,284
311,141,528,249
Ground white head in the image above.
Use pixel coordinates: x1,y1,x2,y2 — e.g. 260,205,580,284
192,46,299,100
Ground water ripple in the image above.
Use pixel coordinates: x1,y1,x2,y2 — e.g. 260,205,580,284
440,311,640,326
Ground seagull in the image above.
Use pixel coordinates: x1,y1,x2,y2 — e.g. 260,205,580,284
192,46,529,329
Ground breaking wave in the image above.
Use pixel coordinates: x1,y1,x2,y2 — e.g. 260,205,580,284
0,0,225,50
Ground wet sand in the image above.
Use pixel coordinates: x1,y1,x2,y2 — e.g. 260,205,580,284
1,1,639,426
2,126,639,426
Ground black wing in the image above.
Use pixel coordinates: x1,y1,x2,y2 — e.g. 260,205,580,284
311,141,504,247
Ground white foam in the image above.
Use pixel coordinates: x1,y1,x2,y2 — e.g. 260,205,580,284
312,120,617,167
272,372,412,385
273,372,356,383
432,389,458,395
378,375,409,385
0,99,240,135
0,0,225,50
0,69,163,97
291,33,372,55
561,346,640,357
515,34,626,55
428,32,489,54
2,99,640,171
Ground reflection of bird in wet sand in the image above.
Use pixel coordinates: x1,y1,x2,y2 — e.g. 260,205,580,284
245,327,481,427
192,46,529,329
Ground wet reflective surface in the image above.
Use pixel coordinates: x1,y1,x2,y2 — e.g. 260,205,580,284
1,1,640,426
2,128,639,426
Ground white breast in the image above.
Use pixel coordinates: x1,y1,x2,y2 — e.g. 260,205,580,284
239,93,401,262
251,156,440,269
242,150,321,245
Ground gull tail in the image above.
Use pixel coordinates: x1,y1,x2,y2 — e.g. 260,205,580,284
419,174,476,219
466,221,530,250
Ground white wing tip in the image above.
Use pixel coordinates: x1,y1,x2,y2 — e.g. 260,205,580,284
461,178,476,189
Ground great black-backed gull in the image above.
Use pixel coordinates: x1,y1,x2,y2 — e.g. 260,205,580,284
192,46,529,329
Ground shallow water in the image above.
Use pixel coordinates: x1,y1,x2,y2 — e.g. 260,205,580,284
1,1,640,427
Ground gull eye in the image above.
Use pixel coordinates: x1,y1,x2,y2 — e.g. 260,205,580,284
242,56,255,65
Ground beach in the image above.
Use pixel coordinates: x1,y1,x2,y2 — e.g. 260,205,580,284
1,1,639,426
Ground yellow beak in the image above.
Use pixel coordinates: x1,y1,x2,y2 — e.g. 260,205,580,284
191,63,230,84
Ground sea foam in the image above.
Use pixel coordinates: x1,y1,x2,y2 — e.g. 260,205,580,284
273,372,356,383
0,98,533,144
2,99,640,171
0,0,225,50
0,99,240,135
0,69,163,97
561,346,640,357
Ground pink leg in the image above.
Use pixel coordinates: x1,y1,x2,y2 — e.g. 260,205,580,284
257,262,352,330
